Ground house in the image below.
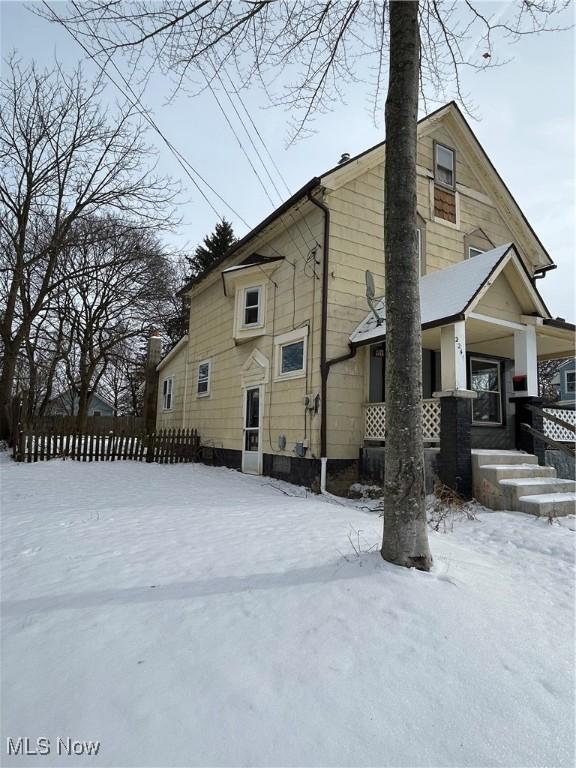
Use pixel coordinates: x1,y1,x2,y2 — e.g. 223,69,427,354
155,102,575,507
555,358,576,406
45,388,116,417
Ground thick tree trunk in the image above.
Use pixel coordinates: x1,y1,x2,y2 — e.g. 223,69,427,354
381,0,432,570
76,386,91,433
0,347,19,441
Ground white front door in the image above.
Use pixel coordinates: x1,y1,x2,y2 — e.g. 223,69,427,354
242,385,262,474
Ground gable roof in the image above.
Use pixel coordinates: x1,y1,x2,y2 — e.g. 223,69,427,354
48,388,116,411
157,334,189,372
178,101,553,296
350,244,551,347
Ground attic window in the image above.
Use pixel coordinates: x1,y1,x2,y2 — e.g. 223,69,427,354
435,143,455,189
468,247,485,259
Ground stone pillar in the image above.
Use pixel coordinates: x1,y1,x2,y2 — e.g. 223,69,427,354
512,396,546,465
434,389,477,499
143,332,162,434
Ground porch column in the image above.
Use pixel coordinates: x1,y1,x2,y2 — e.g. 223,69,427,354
513,325,538,397
440,321,467,391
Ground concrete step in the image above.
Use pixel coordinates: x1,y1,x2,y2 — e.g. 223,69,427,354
481,463,556,483
472,450,539,470
499,477,576,506
517,493,576,518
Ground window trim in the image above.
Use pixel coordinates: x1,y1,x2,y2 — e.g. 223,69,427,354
274,327,308,381
242,286,262,328
469,356,503,426
196,359,211,397
162,376,174,411
434,141,456,191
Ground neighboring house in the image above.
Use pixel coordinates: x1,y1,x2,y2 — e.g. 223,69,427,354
45,389,116,417
556,359,576,406
155,102,575,493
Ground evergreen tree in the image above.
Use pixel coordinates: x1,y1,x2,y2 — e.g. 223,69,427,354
187,219,236,279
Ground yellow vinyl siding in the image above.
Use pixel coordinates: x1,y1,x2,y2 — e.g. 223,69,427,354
162,206,325,460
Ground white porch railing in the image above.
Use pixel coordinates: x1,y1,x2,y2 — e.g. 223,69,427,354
364,399,441,443
543,408,576,443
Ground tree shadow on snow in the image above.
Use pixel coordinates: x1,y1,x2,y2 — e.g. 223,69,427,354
2,552,392,617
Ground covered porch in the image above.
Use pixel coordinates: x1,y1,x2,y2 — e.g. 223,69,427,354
351,244,575,497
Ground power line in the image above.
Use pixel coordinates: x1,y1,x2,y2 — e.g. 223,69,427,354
47,1,322,299
43,0,251,229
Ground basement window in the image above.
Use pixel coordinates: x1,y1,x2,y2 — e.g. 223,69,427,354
435,143,455,189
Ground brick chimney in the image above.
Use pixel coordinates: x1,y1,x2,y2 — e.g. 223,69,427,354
143,331,162,434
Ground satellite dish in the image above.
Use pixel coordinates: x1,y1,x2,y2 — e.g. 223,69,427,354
365,270,376,300
365,270,383,326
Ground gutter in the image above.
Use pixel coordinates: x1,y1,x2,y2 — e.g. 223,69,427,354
307,190,358,467
534,263,557,280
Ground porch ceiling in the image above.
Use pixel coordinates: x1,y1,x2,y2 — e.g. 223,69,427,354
420,317,576,360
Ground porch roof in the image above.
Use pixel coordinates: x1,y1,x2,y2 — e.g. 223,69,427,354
350,244,551,346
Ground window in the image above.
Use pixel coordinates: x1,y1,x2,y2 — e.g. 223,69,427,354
468,247,485,259
435,143,455,189
566,371,575,393
281,341,304,375
274,327,308,380
470,358,502,425
197,360,211,396
162,377,173,410
243,287,261,327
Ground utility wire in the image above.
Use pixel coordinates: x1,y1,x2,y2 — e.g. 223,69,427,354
43,0,251,229
48,1,321,294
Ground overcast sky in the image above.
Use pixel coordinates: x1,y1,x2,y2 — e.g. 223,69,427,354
1,1,574,319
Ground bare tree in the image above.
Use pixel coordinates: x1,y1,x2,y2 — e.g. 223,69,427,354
42,0,571,570
538,359,563,402
0,57,177,438
56,217,173,430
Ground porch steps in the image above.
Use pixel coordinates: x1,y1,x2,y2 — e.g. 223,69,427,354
471,449,576,517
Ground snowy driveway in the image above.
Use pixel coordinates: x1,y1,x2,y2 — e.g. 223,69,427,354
1,458,574,767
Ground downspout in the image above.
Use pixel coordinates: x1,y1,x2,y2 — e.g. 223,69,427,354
307,190,357,492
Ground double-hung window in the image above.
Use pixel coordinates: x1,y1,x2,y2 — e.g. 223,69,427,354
162,377,173,410
435,143,455,189
470,357,502,425
197,360,211,396
243,287,261,327
566,371,575,393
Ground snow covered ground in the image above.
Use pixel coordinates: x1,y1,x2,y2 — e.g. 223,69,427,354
1,456,574,767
